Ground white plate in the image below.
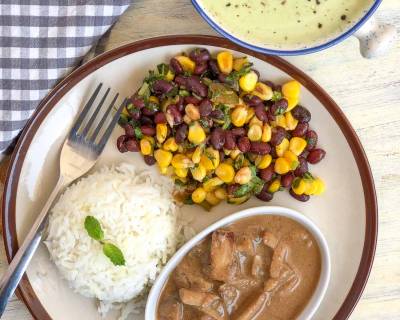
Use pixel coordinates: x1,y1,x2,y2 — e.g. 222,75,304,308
2,36,377,320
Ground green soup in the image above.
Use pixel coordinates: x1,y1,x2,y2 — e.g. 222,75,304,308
199,0,374,49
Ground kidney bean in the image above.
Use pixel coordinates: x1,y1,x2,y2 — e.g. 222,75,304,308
226,184,240,196
174,75,187,87
299,149,309,159
289,189,310,202
281,173,294,188
254,104,268,122
175,124,188,143
153,79,174,95
292,122,309,137
184,95,201,105
208,59,220,77
210,127,226,150
128,107,141,120
270,99,288,115
218,73,227,83
292,105,311,123
131,96,145,109
186,76,208,97
263,80,276,91
305,130,318,150
142,106,157,116
198,98,213,117
189,48,211,63
294,157,308,177
243,94,263,107
194,62,208,75
125,138,140,152
123,124,135,137
117,135,128,153
143,155,156,166
270,146,278,158
140,125,156,136
250,142,271,155
210,109,224,120
266,108,276,122
256,191,273,202
237,136,251,152
259,164,274,182
166,104,183,126
231,127,246,137
224,131,236,150
170,57,184,74
154,112,166,124
307,148,326,164
140,116,154,126
270,126,286,146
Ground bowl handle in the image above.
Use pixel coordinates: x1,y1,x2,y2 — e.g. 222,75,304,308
354,16,397,58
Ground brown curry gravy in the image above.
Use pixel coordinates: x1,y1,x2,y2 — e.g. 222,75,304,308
157,215,321,320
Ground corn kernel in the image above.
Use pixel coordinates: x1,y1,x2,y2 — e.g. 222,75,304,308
215,163,235,183
156,123,168,143
231,105,248,127
191,164,207,182
171,154,193,169
174,167,188,178
175,55,195,73
286,95,299,112
276,138,289,157
289,137,307,156
215,187,228,200
255,154,272,169
304,179,317,195
274,157,291,174
163,137,178,152
285,111,298,130
192,187,206,203
233,57,248,71
239,71,258,92
200,154,214,171
188,122,206,145
192,145,204,164
235,167,252,185
249,114,263,127
245,107,255,123
261,123,272,142
292,178,306,195
268,179,281,193
251,82,273,101
248,124,262,141
149,95,159,105
283,150,299,170
282,80,301,98
230,148,241,160
154,149,172,167
165,70,175,81
203,177,224,192
185,103,200,121
217,51,233,74
313,178,326,195
205,147,220,169
159,166,169,175
206,192,221,206
140,139,152,155
275,114,287,129
225,158,234,166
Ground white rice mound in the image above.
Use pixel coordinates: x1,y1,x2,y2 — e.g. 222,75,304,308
45,163,178,304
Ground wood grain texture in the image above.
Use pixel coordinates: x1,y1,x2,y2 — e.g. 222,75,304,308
0,0,399,319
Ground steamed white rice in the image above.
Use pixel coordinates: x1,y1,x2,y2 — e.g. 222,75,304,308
45,163,179,305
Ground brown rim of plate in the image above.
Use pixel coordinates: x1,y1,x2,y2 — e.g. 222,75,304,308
1,35,377,320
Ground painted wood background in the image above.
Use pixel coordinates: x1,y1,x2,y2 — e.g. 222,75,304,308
0,0,399,319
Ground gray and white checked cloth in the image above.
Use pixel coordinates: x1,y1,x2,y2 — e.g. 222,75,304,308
0,0,131,155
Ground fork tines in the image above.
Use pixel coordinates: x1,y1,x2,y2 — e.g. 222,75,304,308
68,83,127,155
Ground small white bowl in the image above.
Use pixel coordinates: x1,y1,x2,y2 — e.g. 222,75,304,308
145,206,331,320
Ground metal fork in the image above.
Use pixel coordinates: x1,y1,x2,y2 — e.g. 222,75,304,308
0,83,126,316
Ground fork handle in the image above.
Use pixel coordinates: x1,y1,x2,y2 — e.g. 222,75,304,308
0,177,65,316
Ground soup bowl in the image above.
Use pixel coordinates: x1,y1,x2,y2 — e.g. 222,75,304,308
192,0,396,58
145,206,331,320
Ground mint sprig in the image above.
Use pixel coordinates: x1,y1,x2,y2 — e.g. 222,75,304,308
84,216,126,266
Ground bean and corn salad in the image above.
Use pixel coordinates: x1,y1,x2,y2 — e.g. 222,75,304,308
117,48,326,209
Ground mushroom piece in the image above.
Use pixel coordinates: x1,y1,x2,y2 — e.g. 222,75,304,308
210,230,236,282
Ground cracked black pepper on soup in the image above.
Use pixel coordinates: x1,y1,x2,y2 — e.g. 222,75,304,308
199,0,374,49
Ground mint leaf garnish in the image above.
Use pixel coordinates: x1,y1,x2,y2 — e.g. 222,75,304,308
84,216,104,241
103,243,126,266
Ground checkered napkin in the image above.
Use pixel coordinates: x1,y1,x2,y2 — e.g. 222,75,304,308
0,0,131,155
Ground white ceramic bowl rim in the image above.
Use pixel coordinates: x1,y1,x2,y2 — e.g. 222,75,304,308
145,206,331,320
